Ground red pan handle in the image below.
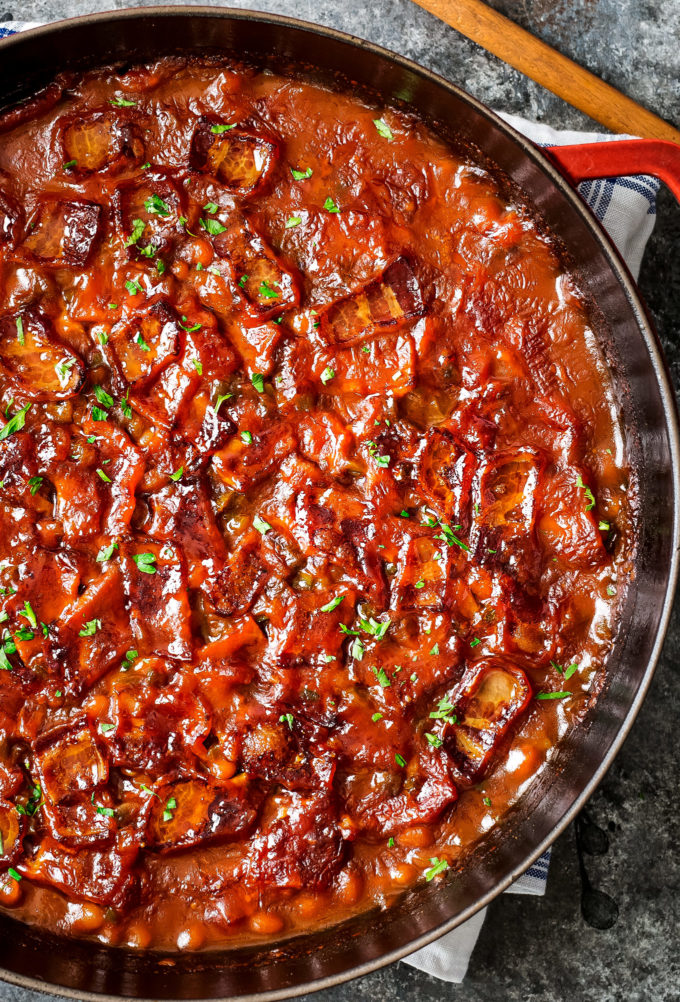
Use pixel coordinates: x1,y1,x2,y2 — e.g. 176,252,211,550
544,139,680,203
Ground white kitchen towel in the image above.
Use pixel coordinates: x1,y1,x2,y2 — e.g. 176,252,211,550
0,19,662,984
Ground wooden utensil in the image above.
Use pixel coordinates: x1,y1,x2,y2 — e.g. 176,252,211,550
411,0,680,143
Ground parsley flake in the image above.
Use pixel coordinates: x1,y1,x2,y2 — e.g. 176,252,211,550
424,857,449,881
253,514,272,535
373,118,394,141
291,166,313,180
132,552,157,574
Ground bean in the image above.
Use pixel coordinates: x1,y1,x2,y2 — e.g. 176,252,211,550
177,922,206,951
0,878,23,907
126,922,152,949
398,826,433,849
334,867,364,906
249,910,284,935
68,902,106,934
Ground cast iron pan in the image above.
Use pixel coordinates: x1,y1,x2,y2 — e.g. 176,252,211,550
0,8,678,1000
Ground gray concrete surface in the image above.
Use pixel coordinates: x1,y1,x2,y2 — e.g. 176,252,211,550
0,1,678,1000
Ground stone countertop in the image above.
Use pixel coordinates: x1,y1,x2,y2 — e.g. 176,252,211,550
0,2,678,1001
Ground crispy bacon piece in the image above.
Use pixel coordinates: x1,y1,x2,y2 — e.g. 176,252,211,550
52,565,132,694
318,257,425,345
176,387,236,457
34,722,114,847
52,422,144,541
212,217,301,321
0,308,84,400
22,199,102,267
0,431,37,502
104,660,211,773
146,775,260,852
348,750,458,833
443,659,532,784
245,792,345,891
212,424,296,491
394,534,452,610
0,797,26,864
148,477,228,588
417,429,476,528
190,119,278,195
471,449,545,582
61,111,144,174
208,532,267,616
21,834,139,909
321,332,416,397
538,466,607,568
241,719,334,792
114,170,184,261
107,297,183,390
120,539,193,661
0,187,19,246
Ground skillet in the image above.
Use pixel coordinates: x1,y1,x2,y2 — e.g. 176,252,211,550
0,8,678,1000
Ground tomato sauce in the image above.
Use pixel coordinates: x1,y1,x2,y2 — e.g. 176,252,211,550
0,56,633,950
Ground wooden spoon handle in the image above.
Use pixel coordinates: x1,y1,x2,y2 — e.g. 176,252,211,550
411,0,680,143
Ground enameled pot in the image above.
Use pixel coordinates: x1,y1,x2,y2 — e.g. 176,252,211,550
0,9,678,1000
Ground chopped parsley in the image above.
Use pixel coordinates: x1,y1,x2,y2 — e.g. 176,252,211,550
323,196,340,213
132,552,157,574
320,595,344,613
241,430,253,444
27,476,43,496
373,118,394,141
425,732,443,749
429,642,440,656
211,123,237,134
251,372,265,393
576,475,596,511
62,159,77,171
253,514,272,535
162,796,177,823
15,317,24,345
94,385,114,409
134,331,150,351
395,753,406,768
78,618,101,638
372,712,383,722
214,392,233,415
125,218,146,247
200,217,227,236
434,522,469,552
169,466,184,482
291,166,313,180
372,666,391,688
109,96,137,107
20,601,37,630
536,691,570,700
0,403,31,441
285,215,302,228
203,201,219,214
100,722,115,734
96,468,112,483
191,358,203,375
91,406,109,422
350,637,365,661
320,366,335,385
96,542,118,563
424,857,449,881
359,616,390,640
144,193,171,217
259,280,278,300
279,713,294,730
125,278,144,297
483,796,492,807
